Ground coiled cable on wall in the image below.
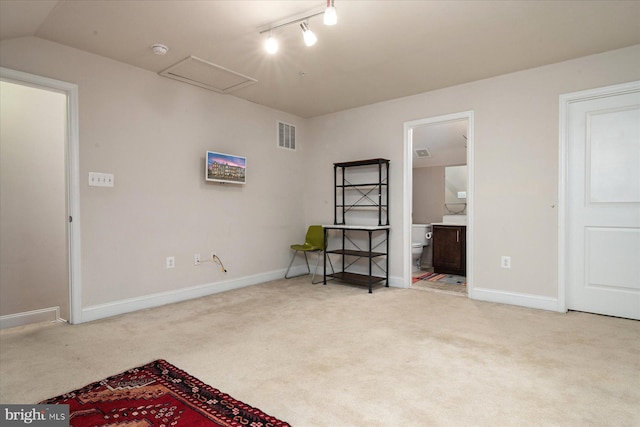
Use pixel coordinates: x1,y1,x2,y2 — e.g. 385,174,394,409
212,254,227,273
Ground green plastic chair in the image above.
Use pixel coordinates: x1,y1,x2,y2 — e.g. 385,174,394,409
285,225,334,283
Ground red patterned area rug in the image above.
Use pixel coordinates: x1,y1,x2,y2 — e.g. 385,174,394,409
39,359,290,427
412,272,466,285
411,272,467,295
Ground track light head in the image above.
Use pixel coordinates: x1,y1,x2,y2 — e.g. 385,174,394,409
265,32,278,54
300,21,317,47
324,0,337,26
259,2,337,52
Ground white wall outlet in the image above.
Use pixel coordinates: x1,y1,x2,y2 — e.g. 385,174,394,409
194,253,201,265
89,172,114,187
457,191,467,199
166,256,175,269
501,256,511,269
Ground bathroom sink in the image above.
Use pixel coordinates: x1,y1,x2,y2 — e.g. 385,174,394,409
442,215,466,225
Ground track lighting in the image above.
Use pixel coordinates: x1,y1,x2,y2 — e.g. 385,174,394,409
300,21,317,47
324,0,337,26
259,1,337,53
265,31,278,54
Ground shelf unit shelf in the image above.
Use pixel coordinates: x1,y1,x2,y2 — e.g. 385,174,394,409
327,272,387,286
327,248,387,258
337,183,388,188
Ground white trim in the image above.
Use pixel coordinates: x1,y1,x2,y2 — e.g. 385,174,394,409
557,80,640,314
0,307,64,330
387,275,404,288
81,268,305,323
0,67,82,324
472,287,559,312
403,111,474,296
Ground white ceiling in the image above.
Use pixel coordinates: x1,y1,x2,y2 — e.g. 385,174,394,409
2,0,640,120
411,119,468,168
1,1,638,166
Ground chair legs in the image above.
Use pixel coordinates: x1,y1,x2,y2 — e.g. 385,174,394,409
285,250,310,279
311,251,334,284
285,250,334,283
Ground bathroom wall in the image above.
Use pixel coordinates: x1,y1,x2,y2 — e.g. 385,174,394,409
412,166,445,224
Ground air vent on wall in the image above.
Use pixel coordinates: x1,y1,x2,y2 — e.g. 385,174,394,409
415,148,431,158
278,122,296,150
159,56,257,93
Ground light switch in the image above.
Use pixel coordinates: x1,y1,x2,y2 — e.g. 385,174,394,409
89,172,114,187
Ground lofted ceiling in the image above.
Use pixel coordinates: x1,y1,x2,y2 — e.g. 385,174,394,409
1,0,640,120
1,1,639,165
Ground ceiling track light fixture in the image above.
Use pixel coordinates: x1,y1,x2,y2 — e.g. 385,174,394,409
265,30,279,54
258,1,337,54
324,0,337,26
300,21,317,47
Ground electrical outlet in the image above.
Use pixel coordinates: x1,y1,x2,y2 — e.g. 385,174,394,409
501,256,511,269
194,253,201,265
166,256,175,269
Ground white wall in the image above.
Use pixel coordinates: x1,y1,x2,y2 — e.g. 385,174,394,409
1,35,639,319
0,37,307,320
307,44,640,305
0,81,68,319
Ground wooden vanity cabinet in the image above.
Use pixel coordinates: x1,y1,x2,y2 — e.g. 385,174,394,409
432,225,466,276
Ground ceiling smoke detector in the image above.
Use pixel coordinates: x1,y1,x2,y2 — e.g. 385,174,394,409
152,44,169,55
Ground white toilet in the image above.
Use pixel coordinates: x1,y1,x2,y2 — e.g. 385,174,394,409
411,224,432,272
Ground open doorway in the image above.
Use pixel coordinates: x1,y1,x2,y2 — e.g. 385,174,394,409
0,67,80,327
402,111,474,295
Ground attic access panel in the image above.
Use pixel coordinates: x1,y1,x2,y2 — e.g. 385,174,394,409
159,56,257,94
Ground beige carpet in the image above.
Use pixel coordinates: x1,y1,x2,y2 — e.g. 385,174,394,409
1,277,639,426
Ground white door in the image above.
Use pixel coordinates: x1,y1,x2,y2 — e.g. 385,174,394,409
565,82,640,320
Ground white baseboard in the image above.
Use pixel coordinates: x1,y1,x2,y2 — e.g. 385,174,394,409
388,275,404,288
342,274,559,313
0,306,63,330
470,287,560,312
80,267,305,324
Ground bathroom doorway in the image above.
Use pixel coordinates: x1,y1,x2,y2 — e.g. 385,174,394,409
403,111,474,296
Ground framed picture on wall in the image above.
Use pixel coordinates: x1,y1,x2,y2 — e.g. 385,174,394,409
206,151,246,184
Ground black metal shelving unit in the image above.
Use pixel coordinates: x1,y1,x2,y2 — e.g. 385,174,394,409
333,158,389,226
323,158,390,293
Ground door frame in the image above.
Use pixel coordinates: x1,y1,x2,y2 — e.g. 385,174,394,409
0,67,82,324
403,111,474,293
558,80,640,313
